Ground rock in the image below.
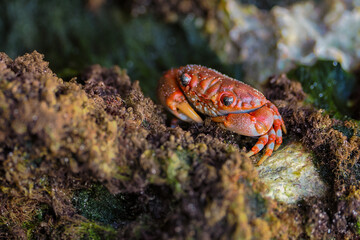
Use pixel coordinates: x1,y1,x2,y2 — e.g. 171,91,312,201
257,142,327,204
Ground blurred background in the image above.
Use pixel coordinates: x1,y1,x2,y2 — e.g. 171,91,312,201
0,0,359,119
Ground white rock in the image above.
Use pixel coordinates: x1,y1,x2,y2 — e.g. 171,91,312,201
256,142,327,204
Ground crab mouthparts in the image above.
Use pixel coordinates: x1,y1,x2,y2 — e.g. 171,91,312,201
177,102,203,124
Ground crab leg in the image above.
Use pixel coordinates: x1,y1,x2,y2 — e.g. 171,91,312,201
273,118,283,150
254,127,276,166
212,105,283,164
246,134,268,156
265,101,287,134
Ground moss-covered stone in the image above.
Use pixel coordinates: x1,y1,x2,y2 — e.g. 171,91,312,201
1,51,360,239
72,184,142,226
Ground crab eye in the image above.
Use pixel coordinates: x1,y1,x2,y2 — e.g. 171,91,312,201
180,73,191,86
221,96,234,106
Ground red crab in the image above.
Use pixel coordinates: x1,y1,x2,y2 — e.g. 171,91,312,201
157,65,286,165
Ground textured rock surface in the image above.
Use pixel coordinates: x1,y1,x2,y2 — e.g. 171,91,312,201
202,0,360,87
257,142,327,204
0,51,359,239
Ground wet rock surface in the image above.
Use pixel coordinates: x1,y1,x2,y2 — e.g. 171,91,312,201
257,141,327,204
0,51,359,239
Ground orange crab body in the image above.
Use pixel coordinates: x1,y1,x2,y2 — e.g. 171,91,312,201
158,65,286,165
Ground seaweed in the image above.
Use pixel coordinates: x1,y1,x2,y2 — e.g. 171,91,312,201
288,60,357,120
72,184,143,227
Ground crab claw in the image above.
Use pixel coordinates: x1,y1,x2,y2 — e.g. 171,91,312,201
212,106,284,165
158,69,203,123
211,106,274,137
168,94,203,123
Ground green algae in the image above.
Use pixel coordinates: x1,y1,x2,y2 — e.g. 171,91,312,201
22,204,51,239
77,222,116,240
356,219,360,235
72,184,142,226
288,60,357,119
164,150,192,194
333,124,360,139
61,220,117,240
